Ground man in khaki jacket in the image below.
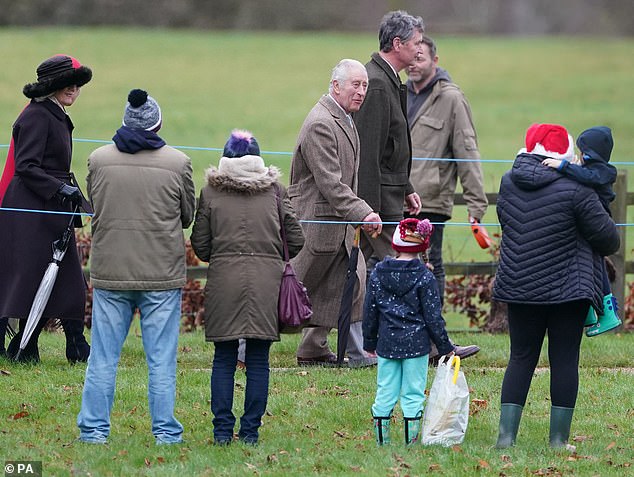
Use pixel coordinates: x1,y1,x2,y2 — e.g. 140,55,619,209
406,36,486,361
289,59,382,366
77,89,195,444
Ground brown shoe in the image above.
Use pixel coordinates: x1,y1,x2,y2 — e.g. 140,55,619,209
297,352,338,367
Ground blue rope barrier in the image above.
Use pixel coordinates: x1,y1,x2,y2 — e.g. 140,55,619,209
0,140,632,164
3,207,634,228
0,207,93,217
1,138,633,223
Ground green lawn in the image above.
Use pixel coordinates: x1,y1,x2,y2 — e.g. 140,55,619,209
1,28,634,476
1,329,633,476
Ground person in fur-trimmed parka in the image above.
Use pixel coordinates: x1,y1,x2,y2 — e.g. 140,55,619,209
191,130,304,446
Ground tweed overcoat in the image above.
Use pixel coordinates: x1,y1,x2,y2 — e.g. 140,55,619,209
354,53,415,222
191,157,304,342
0,99,89,321
288,95,374,328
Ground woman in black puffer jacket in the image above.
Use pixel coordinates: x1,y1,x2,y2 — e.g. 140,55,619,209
492,124,619,449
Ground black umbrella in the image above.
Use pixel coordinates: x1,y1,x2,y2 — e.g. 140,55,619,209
14,206,78,361
337,225,361,365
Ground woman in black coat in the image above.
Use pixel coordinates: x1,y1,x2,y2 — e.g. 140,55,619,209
0,54,93,363
492,124,620,449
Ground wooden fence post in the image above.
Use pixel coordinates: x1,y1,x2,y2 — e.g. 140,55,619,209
611,170,627,311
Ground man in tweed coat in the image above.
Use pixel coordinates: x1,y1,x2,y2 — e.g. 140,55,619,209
289,59,382,366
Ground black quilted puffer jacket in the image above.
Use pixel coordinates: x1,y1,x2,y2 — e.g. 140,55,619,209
493,153,620,313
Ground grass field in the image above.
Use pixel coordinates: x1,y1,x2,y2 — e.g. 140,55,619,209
1,28,634,476
1,329,633,476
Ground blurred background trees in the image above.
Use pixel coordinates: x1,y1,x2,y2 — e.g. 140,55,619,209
0,0,632,35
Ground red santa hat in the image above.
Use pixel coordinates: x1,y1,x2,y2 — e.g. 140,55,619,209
524,123,575,161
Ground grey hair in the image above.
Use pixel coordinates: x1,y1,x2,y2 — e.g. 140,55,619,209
379,10,424,52
329,59,366,93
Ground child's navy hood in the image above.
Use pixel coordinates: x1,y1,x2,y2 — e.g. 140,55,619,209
374,257,427,297
576,126,613,164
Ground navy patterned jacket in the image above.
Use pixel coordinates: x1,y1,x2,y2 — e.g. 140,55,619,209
362,257,454,359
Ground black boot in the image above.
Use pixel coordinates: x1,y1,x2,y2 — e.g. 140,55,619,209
6,319,46,363
0,317,7,357
62,319,90,364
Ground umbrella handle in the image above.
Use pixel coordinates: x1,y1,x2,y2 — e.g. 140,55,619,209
54,204,80,253
354,225,361,247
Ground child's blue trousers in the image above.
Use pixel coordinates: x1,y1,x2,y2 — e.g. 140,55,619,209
371,355,429,418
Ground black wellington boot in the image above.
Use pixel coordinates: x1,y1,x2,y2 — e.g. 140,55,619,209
6,319,46,363
0,317,8,357
62,319,90,364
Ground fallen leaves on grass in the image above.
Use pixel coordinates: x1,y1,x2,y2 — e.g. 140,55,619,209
470,398,488,416
531,466,562,476
10,403,31,420
11,410,29,420
245,462,260,474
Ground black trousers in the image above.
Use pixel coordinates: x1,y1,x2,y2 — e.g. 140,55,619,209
501,300,586,408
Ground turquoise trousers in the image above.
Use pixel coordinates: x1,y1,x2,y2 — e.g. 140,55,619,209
371,355,429,418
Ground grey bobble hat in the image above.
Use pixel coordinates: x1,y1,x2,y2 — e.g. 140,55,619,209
122,89,162,131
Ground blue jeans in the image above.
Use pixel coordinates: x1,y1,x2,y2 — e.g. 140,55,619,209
372,355,429,418
77,288,184,444
211,339,272,444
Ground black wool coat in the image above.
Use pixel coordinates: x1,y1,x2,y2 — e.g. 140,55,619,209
493,153,620,313
0,99,88,321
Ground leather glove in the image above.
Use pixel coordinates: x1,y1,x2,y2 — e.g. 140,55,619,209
56,183,82,207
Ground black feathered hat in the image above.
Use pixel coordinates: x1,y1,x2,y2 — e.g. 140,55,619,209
23,54,92,99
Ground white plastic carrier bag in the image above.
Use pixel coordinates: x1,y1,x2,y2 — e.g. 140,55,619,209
421,355,470,446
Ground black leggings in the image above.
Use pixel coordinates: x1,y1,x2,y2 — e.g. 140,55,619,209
501,300,586,408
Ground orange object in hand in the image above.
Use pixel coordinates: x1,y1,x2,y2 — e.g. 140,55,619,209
470,217,493,249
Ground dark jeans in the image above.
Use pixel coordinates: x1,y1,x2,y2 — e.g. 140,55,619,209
501,301,586,408
211,338,272,443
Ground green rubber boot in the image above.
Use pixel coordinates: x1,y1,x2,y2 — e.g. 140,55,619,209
373,416,391,445
549,406,574,448
404,415,422,445
584,306,598,327
586,294,622,337
495,403,523,449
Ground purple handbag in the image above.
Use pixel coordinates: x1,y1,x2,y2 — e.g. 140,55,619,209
275,185,313,333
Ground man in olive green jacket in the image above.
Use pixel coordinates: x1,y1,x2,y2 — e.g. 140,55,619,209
78,89,195,445
406,36,488,301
